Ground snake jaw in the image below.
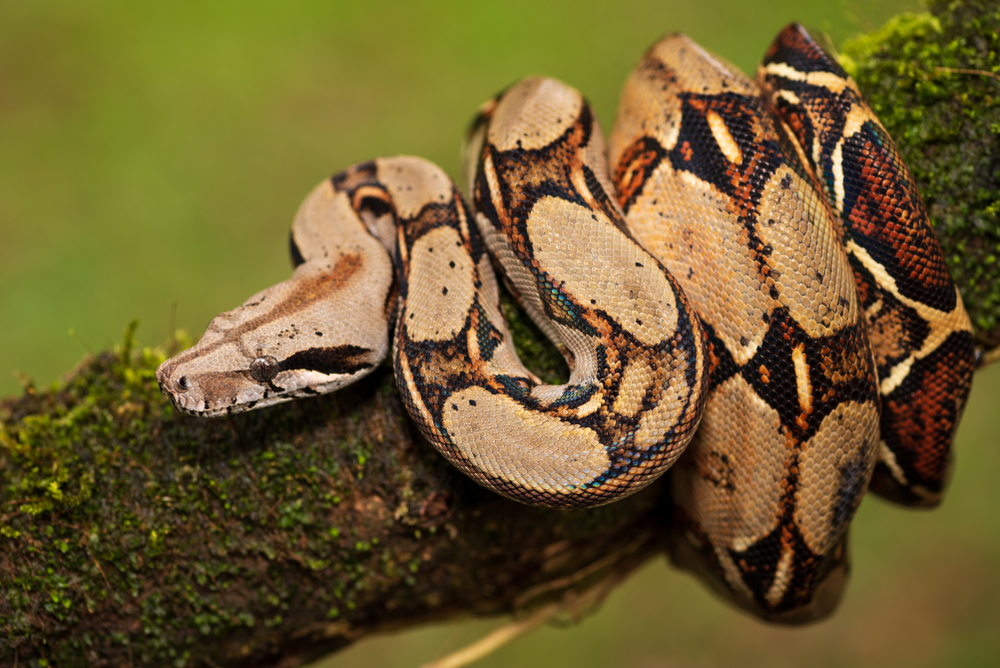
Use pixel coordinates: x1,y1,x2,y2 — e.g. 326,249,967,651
156,343,387,417
155,196,394,417
155,360,243,416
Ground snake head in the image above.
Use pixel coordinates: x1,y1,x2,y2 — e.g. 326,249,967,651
156,343,274,417
157,180,399,416
156,274,389,416
156,206,394,416
157,339,381,417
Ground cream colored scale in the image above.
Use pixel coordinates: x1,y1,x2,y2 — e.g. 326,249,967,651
609,34,879,621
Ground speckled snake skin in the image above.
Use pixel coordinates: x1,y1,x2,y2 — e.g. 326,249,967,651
757,25,976,507
157,24,975,623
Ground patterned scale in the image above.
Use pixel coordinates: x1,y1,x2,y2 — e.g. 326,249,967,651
609,34,881,622
457,77,709,507
758,24,976,506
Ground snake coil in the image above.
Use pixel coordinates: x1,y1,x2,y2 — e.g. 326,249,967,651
157,24,976,623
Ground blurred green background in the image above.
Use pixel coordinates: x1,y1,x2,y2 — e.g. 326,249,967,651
2,1,998,666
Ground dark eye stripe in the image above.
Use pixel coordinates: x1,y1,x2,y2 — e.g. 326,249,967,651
278,345,376,375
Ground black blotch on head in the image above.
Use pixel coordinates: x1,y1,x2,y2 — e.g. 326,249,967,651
279,345,375,375
442,286,449,296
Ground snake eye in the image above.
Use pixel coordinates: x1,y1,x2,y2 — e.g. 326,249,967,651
177,376,189,391
249,355,280,383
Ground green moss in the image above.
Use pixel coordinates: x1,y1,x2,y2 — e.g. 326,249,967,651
1,324,168,652
841,0,1000,352
1,320,426,665
498,284,570,385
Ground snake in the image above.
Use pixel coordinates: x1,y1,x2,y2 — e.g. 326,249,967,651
156,24,975,623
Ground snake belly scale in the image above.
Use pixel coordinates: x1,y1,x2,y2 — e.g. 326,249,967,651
157,24,975,622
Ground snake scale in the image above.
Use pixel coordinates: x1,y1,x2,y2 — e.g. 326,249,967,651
157,25,976,623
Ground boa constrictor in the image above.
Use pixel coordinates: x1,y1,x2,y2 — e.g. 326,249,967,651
157,24,975,623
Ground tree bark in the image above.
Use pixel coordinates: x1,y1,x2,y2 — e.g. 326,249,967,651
2,2,998,665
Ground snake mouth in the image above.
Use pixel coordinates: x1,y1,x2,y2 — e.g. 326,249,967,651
169,400,220,417
160,384,251,417
156,363,340,417
155,366,230,416
159,385,214,415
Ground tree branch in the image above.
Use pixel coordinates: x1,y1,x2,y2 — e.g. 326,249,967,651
1,336,665,667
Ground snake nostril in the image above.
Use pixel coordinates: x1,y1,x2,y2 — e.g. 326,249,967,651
177,376,189,391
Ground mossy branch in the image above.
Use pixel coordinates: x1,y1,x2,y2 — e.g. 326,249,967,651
1,327,664,668
2,2,999,666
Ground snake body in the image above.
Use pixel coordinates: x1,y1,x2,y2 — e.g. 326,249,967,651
758,25,976,507
157,25,975,622
609,32,880,622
